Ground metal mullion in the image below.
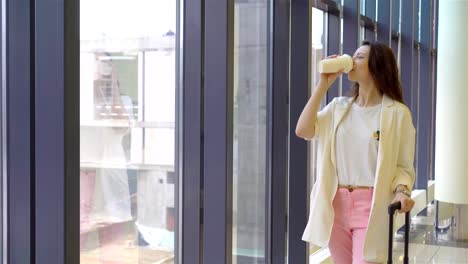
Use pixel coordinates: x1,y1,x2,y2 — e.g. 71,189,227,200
5,0,33,262
364,0,376,40
411,0,419,125
412,5,419,116
288,0,309,263
390,0,399,57
377,0,391,45
342,0,359,94
430,0,438,183
1,0,6,261
35,0,67,262
267,0,289,263
327,7,341,101
175,1,181,260
203,0,234,263
64,0,80,262
400,0,414,108
412,0,422,189
182,0,202,262
265,0,273,261
414,0,431,190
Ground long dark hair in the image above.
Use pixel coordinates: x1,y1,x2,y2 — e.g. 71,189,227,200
350,40,405,104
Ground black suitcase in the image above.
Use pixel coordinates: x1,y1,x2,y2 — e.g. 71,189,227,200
387,202,410,264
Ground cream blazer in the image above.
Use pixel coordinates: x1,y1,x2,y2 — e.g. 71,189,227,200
302,95,416,263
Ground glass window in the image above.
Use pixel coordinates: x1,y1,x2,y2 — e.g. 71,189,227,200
310,7,325,187
376,0,379,22
309,8,327,261
360,0,366,42
418,0,422,42
80,1,179,263
232,0,268,263
361,26,366,42
311,8,325,93
392,0,400,34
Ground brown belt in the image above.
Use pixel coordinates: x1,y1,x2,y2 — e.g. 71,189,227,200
338,185,373,192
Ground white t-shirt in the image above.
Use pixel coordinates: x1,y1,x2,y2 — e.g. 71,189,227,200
335,102,382,186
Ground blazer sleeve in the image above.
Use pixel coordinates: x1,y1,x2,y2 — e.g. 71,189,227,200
391,108,416,192
309,98,336,141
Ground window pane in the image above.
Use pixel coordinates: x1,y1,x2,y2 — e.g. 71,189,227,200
309,7,327,261
312,8,325,94
232,1,268,263
80,1,179,263
310,6,325,202
361,26,366,42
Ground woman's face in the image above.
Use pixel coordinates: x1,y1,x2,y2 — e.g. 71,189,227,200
348,45,371,82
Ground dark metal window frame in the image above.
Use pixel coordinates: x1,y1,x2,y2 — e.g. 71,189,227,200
391,0,400,54
0,0,4,260
364,0,376,41
289,0,310,262
2,0,80,263
415,0,435,189
377,0,391,45
343,0,359,94
267,1,289,263
412,0,422,189
203,0,234,263
400,0,415,128
430,0,439,183
327,1,342,102
182,0,202,263
64,0,80,262
3,0,34,263
37,0,69,263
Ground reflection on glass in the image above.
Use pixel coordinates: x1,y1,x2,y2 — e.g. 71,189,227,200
308,8,326,258
361,26,366,42
80,1,178,263
232,1,268,263
310,7,325,189
360,0,366,41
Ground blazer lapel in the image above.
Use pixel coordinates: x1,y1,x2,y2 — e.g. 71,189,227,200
373,95,395,185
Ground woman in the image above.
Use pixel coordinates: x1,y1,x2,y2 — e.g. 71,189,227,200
296,41,416,263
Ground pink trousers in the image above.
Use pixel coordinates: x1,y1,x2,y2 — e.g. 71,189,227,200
328,187,376,264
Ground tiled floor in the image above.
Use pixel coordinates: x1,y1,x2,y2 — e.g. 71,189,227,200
314,239,468,264
391,243,468,263
80,245,174,264
313,202,468,263
80,222,174,264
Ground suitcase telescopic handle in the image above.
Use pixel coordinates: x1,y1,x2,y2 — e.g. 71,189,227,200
388,201,402,215
387,202,410,264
